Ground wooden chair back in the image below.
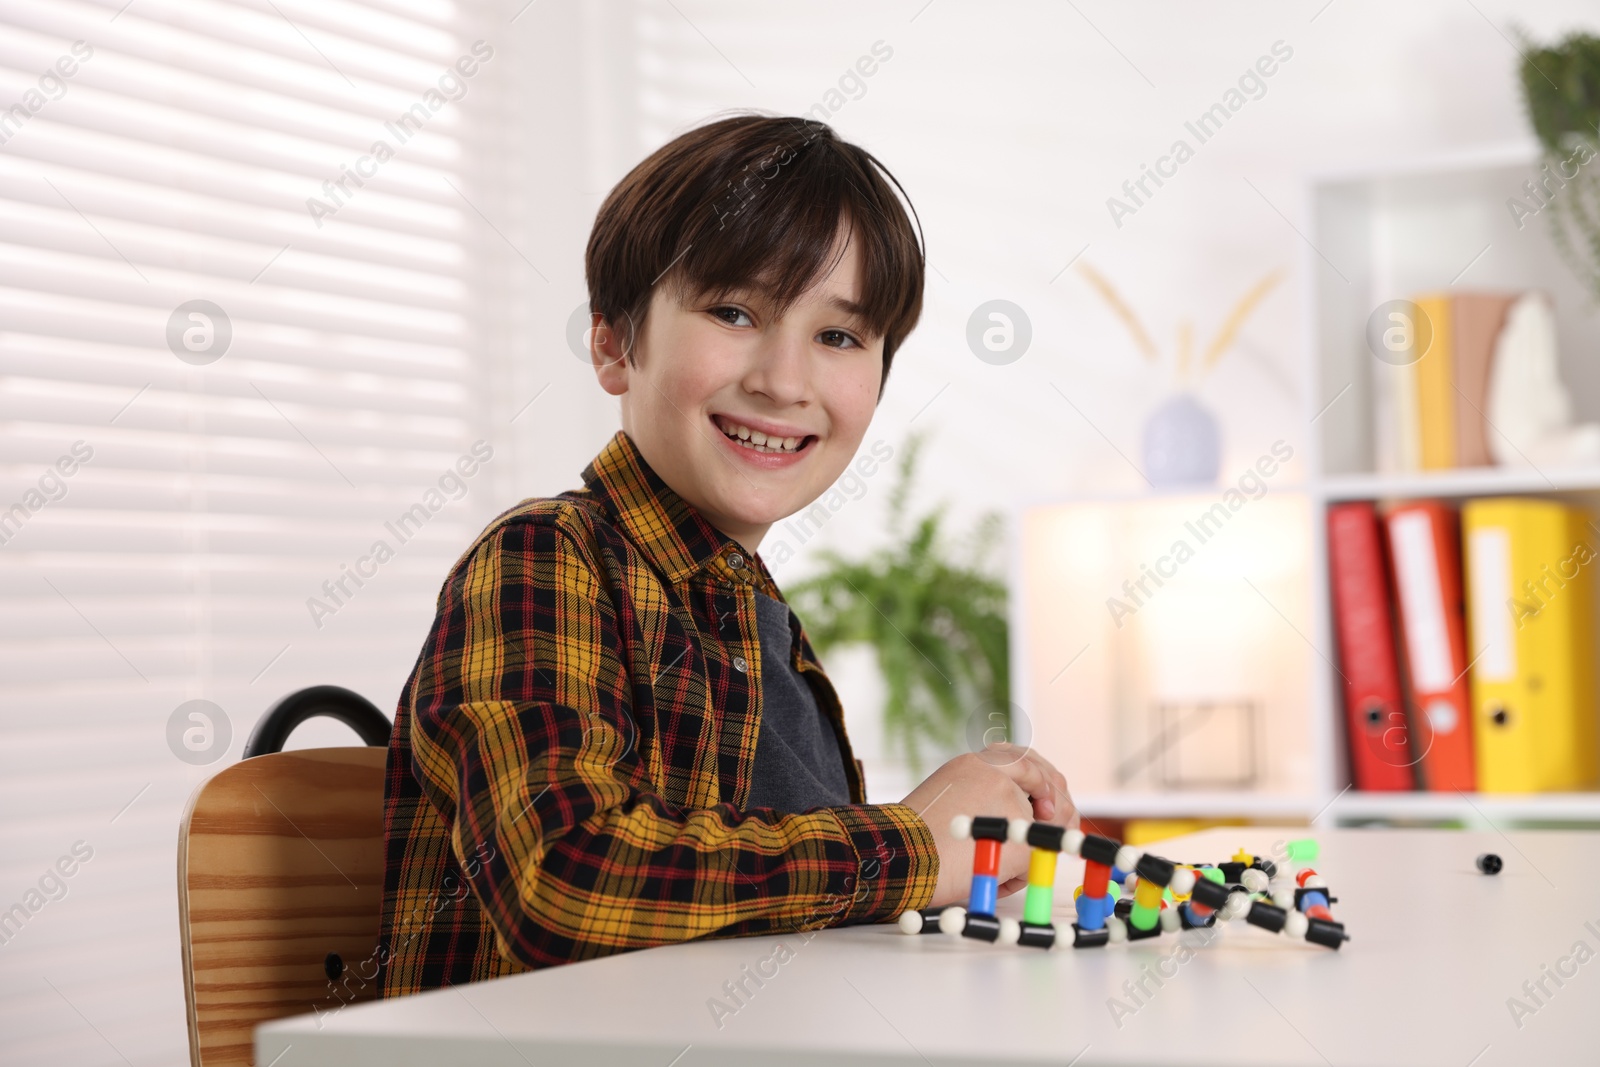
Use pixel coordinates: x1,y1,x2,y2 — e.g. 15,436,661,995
177,746,387,1066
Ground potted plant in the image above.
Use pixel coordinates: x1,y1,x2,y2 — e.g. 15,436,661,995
786,433,1009,777
1517,31,1600,298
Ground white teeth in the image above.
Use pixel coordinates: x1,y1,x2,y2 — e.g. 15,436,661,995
717,418,806,454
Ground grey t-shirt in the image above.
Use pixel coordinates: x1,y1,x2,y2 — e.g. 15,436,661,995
742,592,853,813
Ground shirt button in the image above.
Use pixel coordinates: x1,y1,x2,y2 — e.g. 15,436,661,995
727,553,744,570
732,655,748,673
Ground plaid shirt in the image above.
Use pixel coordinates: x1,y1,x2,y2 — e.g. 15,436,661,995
377,430,938,995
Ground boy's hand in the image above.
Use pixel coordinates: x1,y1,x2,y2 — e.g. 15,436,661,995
900,743,1078,909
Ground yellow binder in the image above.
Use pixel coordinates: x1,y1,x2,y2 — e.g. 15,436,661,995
1413,293,1456,470
1462,499,1599,792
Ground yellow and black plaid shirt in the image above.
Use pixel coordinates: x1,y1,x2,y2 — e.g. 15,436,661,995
378,430,938,994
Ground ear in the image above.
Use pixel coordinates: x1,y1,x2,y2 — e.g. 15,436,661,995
590,313,631,396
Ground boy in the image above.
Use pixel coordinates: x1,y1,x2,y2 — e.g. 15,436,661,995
379,112,1075,995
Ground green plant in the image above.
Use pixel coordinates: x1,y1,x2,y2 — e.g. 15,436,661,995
1517,31,1600,298
786,433,1009,778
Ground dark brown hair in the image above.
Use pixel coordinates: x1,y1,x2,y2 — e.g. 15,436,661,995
585,111,925,392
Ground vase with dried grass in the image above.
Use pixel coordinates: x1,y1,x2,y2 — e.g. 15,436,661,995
1078,263,1284,486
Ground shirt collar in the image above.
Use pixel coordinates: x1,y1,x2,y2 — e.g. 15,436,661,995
579,430,772,591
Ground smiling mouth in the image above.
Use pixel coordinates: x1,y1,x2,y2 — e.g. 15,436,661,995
713,415,812,454
713,416,815,455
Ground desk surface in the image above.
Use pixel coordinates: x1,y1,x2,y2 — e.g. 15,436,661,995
259,827,1600,1067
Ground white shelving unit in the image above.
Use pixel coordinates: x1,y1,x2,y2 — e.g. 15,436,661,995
1014,141,1600,829
1070,792,1317,821
1326,790,1600,825
1322,466,1600,502
1075,790,1600,826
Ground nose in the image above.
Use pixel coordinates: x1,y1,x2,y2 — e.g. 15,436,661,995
741,327,810,408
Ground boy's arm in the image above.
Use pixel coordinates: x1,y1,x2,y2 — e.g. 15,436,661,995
408,519,938,968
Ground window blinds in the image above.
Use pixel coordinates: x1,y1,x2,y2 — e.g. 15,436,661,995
0,0,509,1061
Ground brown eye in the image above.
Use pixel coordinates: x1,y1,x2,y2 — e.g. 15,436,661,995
820,329,860,349
711,306,752,327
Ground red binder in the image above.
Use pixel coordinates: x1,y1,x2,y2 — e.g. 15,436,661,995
1327,502,1415,790
1385,501,1476,791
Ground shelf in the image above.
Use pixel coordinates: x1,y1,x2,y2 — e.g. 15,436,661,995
1012,464,1600,509
1073,789,1600,826
1308,140,1538,186
1327,791,1600,824
1320,466,1600,502
1073,792,1316,820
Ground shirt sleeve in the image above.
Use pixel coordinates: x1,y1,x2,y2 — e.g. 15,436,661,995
406,518,939,968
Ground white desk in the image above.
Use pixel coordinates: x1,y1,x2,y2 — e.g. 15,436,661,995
258,827,1600,1066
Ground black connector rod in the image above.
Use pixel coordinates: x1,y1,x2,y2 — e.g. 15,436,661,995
1018,922,1057,949
962,913,1001,942
1072,924,1110,949
970,816,1009,841
1190,878,1231,911
1305,918,1348,949
1080,834,1120,867
1027,822,1066,852
1246,901,1288,933
1135,853,1176,887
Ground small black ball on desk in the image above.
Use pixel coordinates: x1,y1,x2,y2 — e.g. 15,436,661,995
1476,853,1502,875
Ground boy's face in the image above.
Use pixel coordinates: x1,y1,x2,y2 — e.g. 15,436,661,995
592,225,883,553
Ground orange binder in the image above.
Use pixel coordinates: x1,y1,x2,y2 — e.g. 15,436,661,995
1385,501,1475,790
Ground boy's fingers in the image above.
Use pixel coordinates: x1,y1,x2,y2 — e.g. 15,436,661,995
1056,790,1080,828
1004,750,1061,818
982,743,1061,786
1057,780,1079,823
989,750,1054,813
1021,747,1070,795
1016,749,1073,824
969,743,1075,823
